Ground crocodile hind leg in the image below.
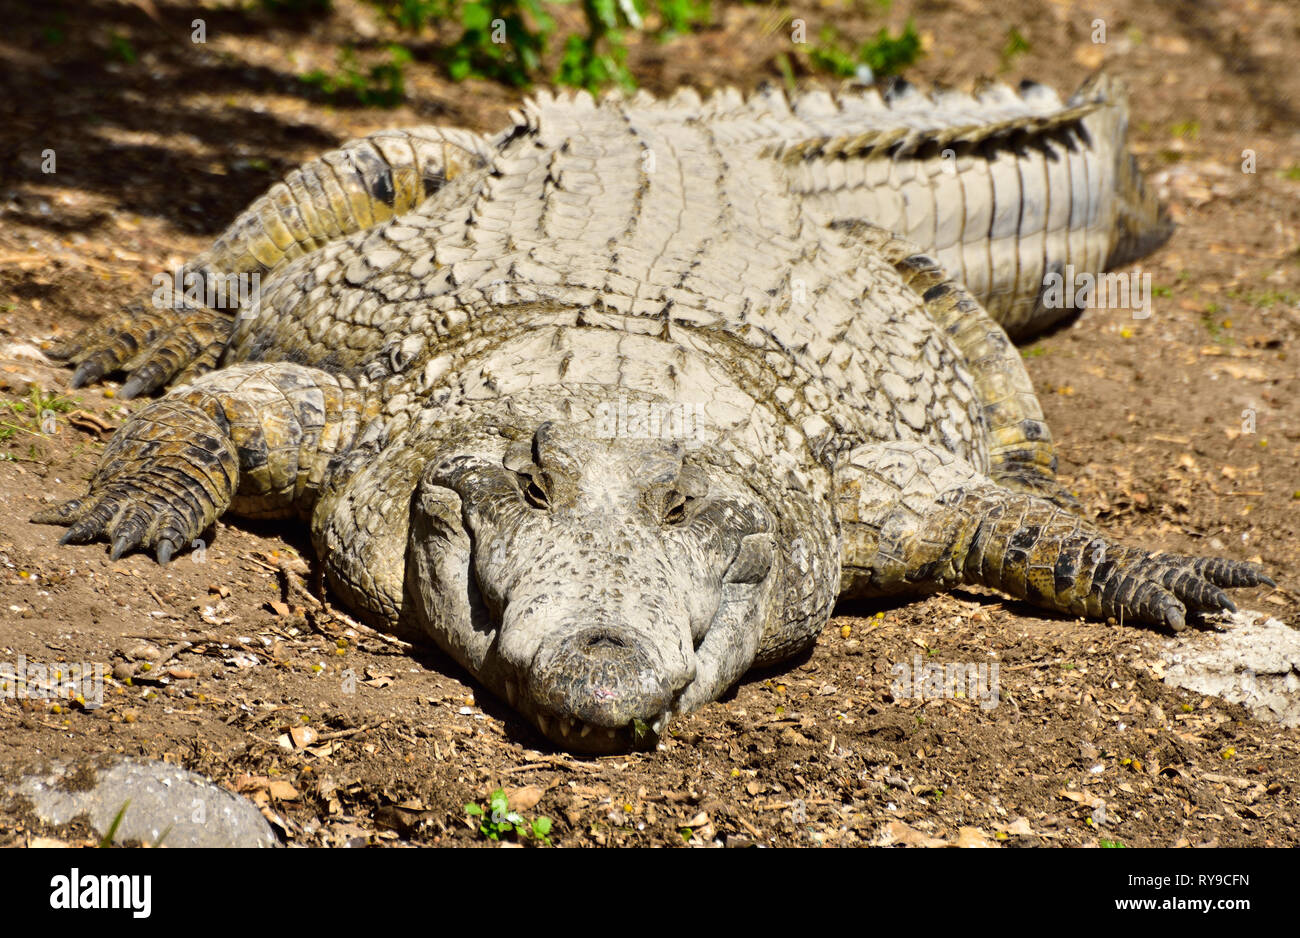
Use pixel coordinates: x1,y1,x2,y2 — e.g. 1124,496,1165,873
836,441,1272,629
50,127,493,397
849,222,1079,510
32,362,377,561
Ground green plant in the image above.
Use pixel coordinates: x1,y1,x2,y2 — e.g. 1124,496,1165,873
98,801,130,847
859,19,922,76
999,27,1029,70
465,788,553,844
41,12,67,45
97,801,170,847
383,0,445,31
809,19,922,80
631,716,652,744
656,0,710,37
299,44,412,107
773,50,797,94
555,0,645,93
1199,310,1233,347
1228,285,1288,308
447,0,553,86
0,387,77,443
370,0,712,91
107,31,137,65
808,27,858,78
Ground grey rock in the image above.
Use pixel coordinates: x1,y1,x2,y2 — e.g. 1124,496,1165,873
13,757,278,848
1162,612,1300,727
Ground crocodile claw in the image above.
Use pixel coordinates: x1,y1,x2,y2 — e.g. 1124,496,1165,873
34,485,207,565
1102,552,1273,631
69,358,107,390
109,531,139,562
118,373,154,401
55,298,234,397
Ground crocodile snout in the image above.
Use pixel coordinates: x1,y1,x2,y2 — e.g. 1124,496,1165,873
529,625,690,732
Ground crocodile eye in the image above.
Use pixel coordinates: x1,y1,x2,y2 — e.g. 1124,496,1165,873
663,494,693,526
519,476,549,511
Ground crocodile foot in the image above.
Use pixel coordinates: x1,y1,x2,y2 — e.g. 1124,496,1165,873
1078,548,1275,631
33,480,208,565
31,397,240,562
50,297,233,399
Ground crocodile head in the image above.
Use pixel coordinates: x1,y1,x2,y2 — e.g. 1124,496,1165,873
406,419,781,753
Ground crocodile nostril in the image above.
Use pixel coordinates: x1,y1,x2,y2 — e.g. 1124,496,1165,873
585,633,627,651
531,626,681,729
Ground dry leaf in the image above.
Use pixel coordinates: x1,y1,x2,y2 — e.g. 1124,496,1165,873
955,826,995,848
996,817,1035,837
508,785,545,812
1060,789,1105,809
65,409,116,438
875,820,949,847
267,780,300,801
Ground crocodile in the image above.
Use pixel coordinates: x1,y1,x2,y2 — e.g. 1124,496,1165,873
34,73,1268,752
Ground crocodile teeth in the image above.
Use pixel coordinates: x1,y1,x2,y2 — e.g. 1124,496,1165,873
537,713,549,735
607,729,616,739
580,724,592,738
504,681,517,706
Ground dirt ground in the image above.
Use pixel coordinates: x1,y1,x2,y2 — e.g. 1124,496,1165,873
0,0,1297,848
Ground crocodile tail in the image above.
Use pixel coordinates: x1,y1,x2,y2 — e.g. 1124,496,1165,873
1107,149,1174,268
1071,71,1174,269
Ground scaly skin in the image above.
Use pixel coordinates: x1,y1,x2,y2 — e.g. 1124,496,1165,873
35,77,1266,753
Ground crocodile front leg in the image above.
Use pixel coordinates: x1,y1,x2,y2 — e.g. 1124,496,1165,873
49,126,492,397
837,441,1273,630
32,363,375,562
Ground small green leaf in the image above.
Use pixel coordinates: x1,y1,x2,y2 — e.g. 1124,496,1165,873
461,2,492,31
99,800,130,848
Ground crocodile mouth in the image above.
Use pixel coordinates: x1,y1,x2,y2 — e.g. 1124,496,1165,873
502,675,673,753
